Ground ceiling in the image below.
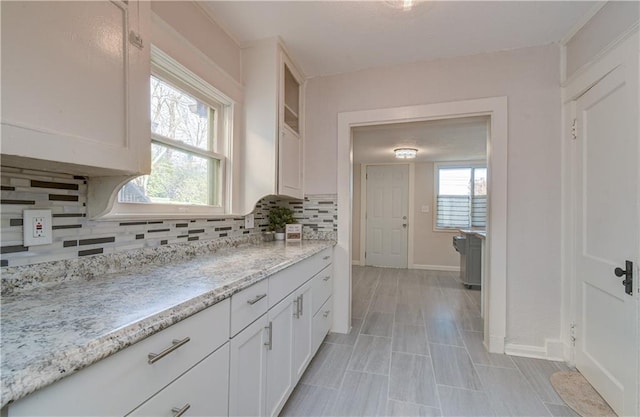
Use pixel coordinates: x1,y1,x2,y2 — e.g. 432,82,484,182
352,116,488,164
204,1,595,78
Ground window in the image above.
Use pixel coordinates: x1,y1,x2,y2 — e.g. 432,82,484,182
118,47,232,215
435,164,487,229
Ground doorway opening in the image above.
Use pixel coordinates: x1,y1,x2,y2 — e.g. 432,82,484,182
334,97,507,354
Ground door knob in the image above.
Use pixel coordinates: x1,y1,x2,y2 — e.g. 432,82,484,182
614,260,633,295
402,224,407,228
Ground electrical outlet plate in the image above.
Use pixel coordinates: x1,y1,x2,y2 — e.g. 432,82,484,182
244,214,255,229
23,209,53,246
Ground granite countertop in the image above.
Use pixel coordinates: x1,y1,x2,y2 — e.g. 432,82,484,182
0,240,335,408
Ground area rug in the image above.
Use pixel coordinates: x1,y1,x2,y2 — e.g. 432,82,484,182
550,371,616,417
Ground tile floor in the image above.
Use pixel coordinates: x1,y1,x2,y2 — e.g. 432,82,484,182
281,266,578,417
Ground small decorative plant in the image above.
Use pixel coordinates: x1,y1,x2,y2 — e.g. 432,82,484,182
268,207,297,233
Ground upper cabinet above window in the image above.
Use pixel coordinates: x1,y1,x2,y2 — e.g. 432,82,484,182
1,0,150,177
242,38,305,211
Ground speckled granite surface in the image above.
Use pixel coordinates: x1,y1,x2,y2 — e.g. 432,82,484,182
0,239,335,408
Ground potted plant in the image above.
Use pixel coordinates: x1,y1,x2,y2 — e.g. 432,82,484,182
268,207,297,240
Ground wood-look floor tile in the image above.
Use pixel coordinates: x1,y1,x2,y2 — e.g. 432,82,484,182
301,342,352,389
330,371,388,416
511,356,571,405
430,343,482,390
437,385,495,417
460,330,515,368
361,311,394,337
326,318,363,346
395,303,424,326
280,383,337,417
387,400,441,417
475,365,551,416
392,323,430,356
348,334,391,375
545,403,580,417
370,293,397,314
389,352,438,407
425,318,464,347
352,297,371,320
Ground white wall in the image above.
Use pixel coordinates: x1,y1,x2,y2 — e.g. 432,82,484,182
151,1,242,84
352,164,361,262
565,1,639,80
412,162,460,268
306,44,562,348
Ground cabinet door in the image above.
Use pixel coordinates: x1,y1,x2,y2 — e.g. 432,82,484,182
278,126,303,199
0,0,150,176
229,315,268,417
265,293,295,417
292,280,313,382
128,344,229,417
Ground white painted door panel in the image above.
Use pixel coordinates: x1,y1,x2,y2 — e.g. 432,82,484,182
229,315,268,417
365,165,409,268
265,293,295,417
574,62,638,416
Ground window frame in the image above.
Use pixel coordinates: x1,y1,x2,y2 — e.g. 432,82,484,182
433,161,487,232
112,46,234,218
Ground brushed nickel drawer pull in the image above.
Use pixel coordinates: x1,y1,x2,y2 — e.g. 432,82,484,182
172,403,191,417
323,255,330,260
300,294,304,316
148,337,191,364
323,310,330,318
323,275,331,281
247,293,267,305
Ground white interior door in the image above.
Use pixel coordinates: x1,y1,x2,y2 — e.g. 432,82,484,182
365,165,409,268
574,62,638,416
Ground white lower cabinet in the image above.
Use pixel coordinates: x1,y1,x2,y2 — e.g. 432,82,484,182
128,344,230,417
265,293,296,417
292,280,313,382
229,315,269,417
7,248,333,417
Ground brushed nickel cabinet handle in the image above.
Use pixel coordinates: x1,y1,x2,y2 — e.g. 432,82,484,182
172,403,191,417
300,294,304,316
265,321,273,350
323,275,331,281
323,255,330,260
293,296,300,319
323,310,330,318
148,337,191,364
247,293,267,305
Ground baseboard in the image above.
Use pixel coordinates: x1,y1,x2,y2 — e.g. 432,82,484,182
351,260,361,266
411,264,460,272
504,339,566,361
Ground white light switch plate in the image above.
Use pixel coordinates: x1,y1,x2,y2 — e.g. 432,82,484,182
244,214,255,229
23,209,53,246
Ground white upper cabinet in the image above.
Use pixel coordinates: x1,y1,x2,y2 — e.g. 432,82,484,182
242,38,304,211
1,1,150,176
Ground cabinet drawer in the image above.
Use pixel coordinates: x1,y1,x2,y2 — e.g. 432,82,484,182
311,265,332,316
231,279,269,337
312,297,332,354
128,343,230,417
269,248,333,308
9,299,230,417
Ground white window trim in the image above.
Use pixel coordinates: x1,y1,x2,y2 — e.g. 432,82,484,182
433,160,487,232
110,46,235,219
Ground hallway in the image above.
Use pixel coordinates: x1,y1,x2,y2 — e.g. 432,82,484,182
281,266,576,416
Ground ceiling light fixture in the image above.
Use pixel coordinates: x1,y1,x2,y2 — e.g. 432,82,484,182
385,0,416,11
394,148,418,159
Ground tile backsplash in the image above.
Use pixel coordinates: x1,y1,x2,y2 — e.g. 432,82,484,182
0,167,336,268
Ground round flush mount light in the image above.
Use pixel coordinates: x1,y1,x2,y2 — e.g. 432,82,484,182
394,148,418,159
